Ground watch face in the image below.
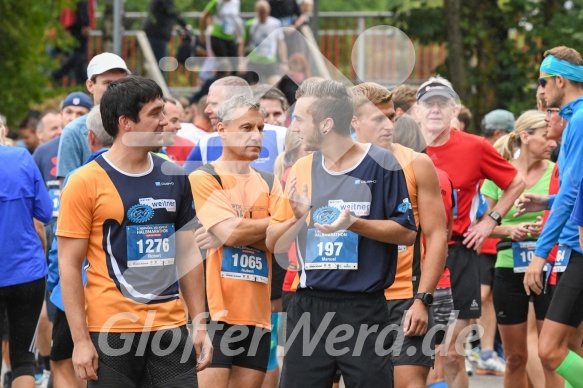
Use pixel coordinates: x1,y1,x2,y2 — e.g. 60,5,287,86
416,293,433,305
489,211,502,222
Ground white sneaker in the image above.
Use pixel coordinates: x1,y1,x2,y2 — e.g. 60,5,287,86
475,352,505,376
467,348,481,368
465,357,474,376
36,370,51,388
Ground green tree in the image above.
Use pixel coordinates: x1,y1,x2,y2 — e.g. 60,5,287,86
389,0,583,132
0,0,73,126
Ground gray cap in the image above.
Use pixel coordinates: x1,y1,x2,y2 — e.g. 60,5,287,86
482,109,515,132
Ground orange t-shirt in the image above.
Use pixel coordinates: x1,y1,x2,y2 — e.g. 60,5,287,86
385,144,421,300
56,154,195,333
189,163,282,328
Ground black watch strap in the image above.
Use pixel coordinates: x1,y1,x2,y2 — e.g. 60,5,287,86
414,292,433,306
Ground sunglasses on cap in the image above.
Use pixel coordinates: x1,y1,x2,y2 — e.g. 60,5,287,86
539,74,557,87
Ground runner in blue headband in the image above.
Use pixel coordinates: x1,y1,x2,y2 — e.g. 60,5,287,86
540,54,583,84
518,45,583,388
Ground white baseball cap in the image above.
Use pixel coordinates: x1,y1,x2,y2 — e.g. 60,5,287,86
87,52,130,80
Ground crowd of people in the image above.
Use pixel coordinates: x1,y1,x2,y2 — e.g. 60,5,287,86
48,0,312,91
2,9,583,388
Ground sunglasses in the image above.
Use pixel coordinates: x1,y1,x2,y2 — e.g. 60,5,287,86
539,74,557,87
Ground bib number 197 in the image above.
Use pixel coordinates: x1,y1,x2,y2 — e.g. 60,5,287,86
317,242,343,257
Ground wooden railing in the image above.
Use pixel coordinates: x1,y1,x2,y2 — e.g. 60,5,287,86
61,12,445,89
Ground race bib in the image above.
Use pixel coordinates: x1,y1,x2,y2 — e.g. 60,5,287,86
221,246,269,284
512,241,536,273
305,229,359,270
255,43,272,58
553,245,572,273
126,224,176,268
222,20,235,35
49,188,60,218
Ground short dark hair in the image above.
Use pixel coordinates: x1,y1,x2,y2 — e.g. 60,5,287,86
458,105,473,131
391,85,417,113
295,80,353,136
18,111,41,131
253,84,290,111
100,76,164,138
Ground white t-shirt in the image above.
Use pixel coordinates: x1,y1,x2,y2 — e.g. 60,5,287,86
177,123,211,144
245,17,284,63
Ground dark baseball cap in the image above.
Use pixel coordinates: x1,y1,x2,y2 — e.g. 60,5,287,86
62,92,93,110
416,82,457,102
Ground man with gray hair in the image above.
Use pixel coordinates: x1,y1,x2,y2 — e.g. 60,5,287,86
189,95,283,388
85,105,114,150
416,76,525,387
183,76,286,174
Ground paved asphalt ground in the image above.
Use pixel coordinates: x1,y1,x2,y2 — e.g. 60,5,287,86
336,372,504,387
3,360,505,387
467,373,504,387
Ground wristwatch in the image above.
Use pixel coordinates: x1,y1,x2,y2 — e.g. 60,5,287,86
488,210,502,225
414,292,433,306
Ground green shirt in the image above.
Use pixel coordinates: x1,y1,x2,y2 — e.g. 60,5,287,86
481,161,554,268
205,0,240,41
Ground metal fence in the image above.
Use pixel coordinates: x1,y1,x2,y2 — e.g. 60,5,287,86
61,12,445,90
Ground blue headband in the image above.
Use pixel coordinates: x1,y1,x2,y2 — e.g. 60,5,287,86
540,54,583,83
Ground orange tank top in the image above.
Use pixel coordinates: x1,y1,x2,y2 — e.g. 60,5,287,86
385,144,420,300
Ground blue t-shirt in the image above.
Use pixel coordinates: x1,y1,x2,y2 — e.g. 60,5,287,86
33,136,61,223
536,96,583,257
48,148,108,311
571,179,583,227
288,144,417,293
56,114,91,178
183,124,286,174
0,145,53,287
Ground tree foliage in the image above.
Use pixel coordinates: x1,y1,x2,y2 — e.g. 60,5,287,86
0,1,57,125
389,0,583,131
0,0,75,126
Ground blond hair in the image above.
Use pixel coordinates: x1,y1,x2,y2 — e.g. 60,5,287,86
274,129,303,179
350,82,392,116
495,110,547,160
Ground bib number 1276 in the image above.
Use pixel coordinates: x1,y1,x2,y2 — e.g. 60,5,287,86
136,238,170,254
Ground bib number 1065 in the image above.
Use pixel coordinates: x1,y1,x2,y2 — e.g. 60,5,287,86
232,253,263,270
136,238,170,254
317,242,343,256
